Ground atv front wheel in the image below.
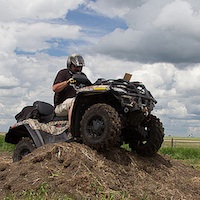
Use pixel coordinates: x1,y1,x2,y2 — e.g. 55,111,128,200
13,137,36,162
80,103,121,151
128,115,164,157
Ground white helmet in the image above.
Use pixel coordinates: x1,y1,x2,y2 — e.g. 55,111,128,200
67,54,85,70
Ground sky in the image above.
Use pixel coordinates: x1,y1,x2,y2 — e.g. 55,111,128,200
0,0,200,137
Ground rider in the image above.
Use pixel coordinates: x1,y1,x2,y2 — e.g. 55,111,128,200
52,53,87,140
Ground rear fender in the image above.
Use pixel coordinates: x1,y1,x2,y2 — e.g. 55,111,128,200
5,124,44,148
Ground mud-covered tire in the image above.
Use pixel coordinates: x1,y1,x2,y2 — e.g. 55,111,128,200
80,103,121,151
129,115,164,157
13,137,36,162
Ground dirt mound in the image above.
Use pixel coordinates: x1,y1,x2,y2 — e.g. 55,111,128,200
0,142,200,199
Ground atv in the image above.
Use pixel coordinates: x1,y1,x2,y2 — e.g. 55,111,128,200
5,73,164,162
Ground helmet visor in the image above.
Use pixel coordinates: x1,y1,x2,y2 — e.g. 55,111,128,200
72,55,85,67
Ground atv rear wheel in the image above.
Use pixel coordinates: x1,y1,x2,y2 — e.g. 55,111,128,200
128,115,164,157
80,103,121,151
13,137,36,162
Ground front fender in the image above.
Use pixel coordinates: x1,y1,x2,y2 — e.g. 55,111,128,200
71,91,116,136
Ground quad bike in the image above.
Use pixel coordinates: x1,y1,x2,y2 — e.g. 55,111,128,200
5,73,164,162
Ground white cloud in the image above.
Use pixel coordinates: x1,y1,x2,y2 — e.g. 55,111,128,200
88,0,200,64
0,75,19,89
174,65,200,93
154,0,200,35
88,0,133,18
167,100,188,116
0,0,85,55
0,0,85,20
0,21,82,53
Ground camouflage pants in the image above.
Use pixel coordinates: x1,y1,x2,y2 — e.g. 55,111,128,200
54,98,74,117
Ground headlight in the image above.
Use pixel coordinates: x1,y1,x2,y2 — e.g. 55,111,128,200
137,86,146,94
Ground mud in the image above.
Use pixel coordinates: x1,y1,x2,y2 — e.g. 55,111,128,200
0,142,199,199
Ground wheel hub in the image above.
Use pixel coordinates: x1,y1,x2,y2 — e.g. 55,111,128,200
92,119,103,131
88,117,105,137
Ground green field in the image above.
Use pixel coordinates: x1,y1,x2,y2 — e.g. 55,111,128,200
0,134,15,152
160,136,200,170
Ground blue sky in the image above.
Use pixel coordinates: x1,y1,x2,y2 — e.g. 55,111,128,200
67,5,128,33
0,0,200,137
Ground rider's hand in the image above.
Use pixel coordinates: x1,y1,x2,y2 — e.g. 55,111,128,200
67,78,76,84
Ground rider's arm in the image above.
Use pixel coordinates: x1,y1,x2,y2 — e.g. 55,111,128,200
52,78,75,93
52,81,68,93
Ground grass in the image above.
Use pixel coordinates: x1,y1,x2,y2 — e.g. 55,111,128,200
0,134,15,152
159,146,200,160
4,182,74,200
160,136,200,170
4,181,129,200
159,146,200,170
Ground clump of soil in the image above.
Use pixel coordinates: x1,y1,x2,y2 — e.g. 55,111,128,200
0,142,200,199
